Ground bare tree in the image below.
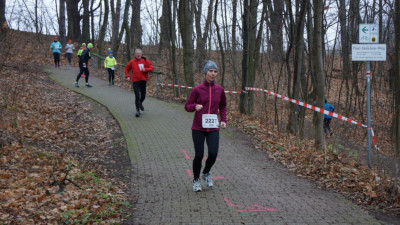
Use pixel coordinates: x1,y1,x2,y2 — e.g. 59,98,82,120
214,0,225,87
159,0,170,51
0,0,5,28
266,0,284,61
82,0,90,43
194,0,214,72
231,0,237,52
287,0,307,134
178,0,194,87
98,0,109,65
130,0,142,49
59,0,66,44
66,0,81,41
395,0,400,154
110,0,121,51
312,0,325,149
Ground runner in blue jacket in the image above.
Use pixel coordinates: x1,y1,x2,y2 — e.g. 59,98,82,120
50,36,62,67
324,99,335,136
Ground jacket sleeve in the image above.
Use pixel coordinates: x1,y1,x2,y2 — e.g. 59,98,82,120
185,89,198,112
114,58,117,65
219,90,227,123
124,62,132,78
144,60,153,73
104,58,107,67
50,43,53,49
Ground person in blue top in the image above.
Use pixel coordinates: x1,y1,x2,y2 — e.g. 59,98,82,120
324,99,335,136
50,36,62,67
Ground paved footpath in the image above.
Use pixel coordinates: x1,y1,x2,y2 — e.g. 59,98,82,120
48,67,380,225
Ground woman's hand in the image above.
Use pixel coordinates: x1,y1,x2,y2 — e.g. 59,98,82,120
220,122,226,129
195,104,203,111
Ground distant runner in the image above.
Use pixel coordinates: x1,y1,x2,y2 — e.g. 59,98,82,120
65,40,74,67
75,43,93,88
124,49,153,117
50,36,62,67
185,60,227,192
104,51,117,86
324,99,335,137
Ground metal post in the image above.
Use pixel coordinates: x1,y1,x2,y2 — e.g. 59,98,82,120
156,73,159,98
92,55,95,68
366,61,372,169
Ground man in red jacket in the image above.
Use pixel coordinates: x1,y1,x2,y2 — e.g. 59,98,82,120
125,49,154,117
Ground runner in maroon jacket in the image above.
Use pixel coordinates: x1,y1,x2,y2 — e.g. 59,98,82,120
125,49,153,117
185,60,227,192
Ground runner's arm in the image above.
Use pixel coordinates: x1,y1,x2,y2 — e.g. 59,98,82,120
185,89,198,112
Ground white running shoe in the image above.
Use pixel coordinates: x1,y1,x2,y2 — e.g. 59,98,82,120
192,179,202,192
201,173,213,188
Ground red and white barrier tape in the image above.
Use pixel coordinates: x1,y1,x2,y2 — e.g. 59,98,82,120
155,82,378,148
157,83,243,94
245,87,378,149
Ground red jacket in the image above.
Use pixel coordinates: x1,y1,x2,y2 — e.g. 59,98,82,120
124,57,153,82
185,80,227,132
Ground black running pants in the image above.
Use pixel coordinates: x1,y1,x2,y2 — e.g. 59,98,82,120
132,80,147,111
192,130,219,180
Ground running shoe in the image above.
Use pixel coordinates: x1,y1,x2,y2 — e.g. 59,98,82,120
192,179,202,192
135,111,140,117
74,82,79,87
85,83,93,87
140,104,144,111
201,173,213,188
112,80,115,85
109,82,111,86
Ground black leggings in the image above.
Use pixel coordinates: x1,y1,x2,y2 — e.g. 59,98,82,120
324,118,332,134
133,81,146,111
53,52,60,66
107,68,115,82
66,53,72,65
192,130,219,180
76,62,89,83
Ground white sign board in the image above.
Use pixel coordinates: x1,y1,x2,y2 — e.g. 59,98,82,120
351,44,386,61
359,24,379,43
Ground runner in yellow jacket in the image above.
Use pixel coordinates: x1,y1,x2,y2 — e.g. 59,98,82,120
104,51,117,85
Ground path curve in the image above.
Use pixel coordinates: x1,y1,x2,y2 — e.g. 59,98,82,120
48,67,380,224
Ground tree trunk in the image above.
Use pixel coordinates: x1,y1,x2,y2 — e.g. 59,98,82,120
59,0,66,44
111,0,121,51
81,0,90,44
239,0,250,114
247,0,264,115
313,0,325,149
267,0,284,61
113,0,130,59
231,0,237,52
214,0,225,87
195,0,214,72
0,0,5,28
395,0,400,154
131,0,142,49
159,0,170,51
168,0,179,97
178,0,194,87
287,0,307,134
98,0,109,66
66,0,81,41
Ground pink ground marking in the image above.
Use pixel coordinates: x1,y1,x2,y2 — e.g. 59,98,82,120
223,197,277,212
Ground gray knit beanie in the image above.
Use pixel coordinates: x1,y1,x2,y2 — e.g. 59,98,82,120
203,60,218,75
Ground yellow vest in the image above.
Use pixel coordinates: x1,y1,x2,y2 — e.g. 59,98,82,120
104,56,117,68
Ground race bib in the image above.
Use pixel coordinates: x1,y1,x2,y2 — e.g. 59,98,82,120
202,114,219,128
54,45,59,49
111,66,115,70
139,64,144,71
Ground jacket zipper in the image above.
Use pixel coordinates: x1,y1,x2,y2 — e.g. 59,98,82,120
207,84,212,132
